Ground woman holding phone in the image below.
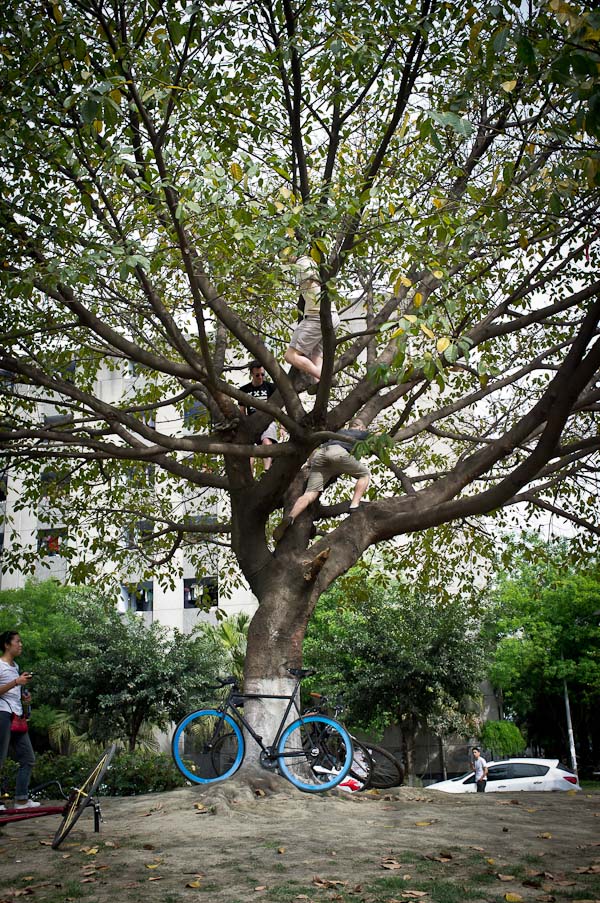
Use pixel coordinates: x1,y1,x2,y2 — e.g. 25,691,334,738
0,630,39,809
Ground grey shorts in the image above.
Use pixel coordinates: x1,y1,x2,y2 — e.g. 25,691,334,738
289,311,341,358
305,444,370,493
260,422,278,442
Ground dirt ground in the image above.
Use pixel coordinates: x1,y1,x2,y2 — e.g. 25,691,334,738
1,779,599,903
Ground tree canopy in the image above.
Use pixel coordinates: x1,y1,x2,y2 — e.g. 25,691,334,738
0,1,599,694
303,565,485,765
486,538,600,772
0,581,221,750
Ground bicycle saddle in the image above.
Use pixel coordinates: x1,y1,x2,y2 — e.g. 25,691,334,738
287,667,316,678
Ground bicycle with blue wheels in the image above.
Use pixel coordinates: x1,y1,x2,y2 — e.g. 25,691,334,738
171,668,354,793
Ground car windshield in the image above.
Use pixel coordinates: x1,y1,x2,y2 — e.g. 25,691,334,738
451,772,473,782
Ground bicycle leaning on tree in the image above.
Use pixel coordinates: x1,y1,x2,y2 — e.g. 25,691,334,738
171,668,354,793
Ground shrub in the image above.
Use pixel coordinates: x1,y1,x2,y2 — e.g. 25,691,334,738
4,749,188,799
479,720,526,758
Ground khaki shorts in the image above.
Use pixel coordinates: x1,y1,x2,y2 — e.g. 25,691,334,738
289,311,341,358
305,444,370,494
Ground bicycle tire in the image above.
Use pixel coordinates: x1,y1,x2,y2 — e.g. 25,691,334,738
52,744,116,850
277,715,353,793
348,738,374,790
365,743,404,789
171,709,244,784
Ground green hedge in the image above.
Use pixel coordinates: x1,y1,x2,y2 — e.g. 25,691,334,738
2,750,187,799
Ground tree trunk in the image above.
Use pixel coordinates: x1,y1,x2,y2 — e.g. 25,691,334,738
401,715,418,786
239,568,315,770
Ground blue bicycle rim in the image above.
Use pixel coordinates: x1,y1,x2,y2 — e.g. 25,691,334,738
171,709,244,784
277,715,353,792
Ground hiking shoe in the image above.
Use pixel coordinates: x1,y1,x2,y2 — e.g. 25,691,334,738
273,516,293,543
213,415,240,433
14,799,41,809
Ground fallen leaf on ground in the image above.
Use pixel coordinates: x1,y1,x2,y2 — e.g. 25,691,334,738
414,820,435,827
575,866,600,874
148,876,163,882
381,859,402,870
401,892,428,899
186,880,203,888
104,841,116,847
39,841,52,846
537,833,553,839
254,886,267,892
487,858,496,865
278,847,286,854
80,847,98,855
145,863,160,869
504,894,523,902
535,896,556,902
498,874,516,881
312,877,347,888
254,789,266,797
193,803,206,811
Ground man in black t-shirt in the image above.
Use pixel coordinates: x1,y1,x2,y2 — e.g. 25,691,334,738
239,361,278,471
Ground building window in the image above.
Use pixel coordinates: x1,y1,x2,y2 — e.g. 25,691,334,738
38,528,67,557
121,581,153,613
183,576,218,609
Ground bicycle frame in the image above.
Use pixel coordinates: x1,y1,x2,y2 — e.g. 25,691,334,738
213,673,307,761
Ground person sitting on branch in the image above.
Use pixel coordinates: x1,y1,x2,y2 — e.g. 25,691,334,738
283,253,340,391
273,419,371,543
239,361,278,471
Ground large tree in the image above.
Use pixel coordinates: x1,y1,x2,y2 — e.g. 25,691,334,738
1,1,599,754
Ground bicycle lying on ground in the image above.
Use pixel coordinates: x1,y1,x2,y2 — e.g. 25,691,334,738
0,744,115,849
171,669,353,793
306,693,404,790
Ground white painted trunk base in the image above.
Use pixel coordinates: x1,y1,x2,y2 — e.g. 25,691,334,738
241,675,299,770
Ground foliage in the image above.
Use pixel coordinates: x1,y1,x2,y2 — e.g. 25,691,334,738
0,580,222,751
0,581,83,674
42,596,221,750
479,720,526,758
486,537,600,771
196,612,250,683
304,566,485,738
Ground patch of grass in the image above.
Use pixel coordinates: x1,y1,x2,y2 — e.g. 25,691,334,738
266,882,317,901
263,839,284,849
40,881,86,903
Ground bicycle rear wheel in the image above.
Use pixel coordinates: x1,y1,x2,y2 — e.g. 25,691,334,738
277,715,353,793
365,743,404,789
171,709,244,784
52,744,116,850
349,738,374,790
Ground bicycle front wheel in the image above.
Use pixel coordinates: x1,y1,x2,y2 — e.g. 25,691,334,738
277,715,353,793
52,744,116,850
171,710,244,784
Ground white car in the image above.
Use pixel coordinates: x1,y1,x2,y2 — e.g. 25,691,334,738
428,758,581,793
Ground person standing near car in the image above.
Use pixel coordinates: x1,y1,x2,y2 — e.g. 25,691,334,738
0,630,39,809
471,747,488,793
